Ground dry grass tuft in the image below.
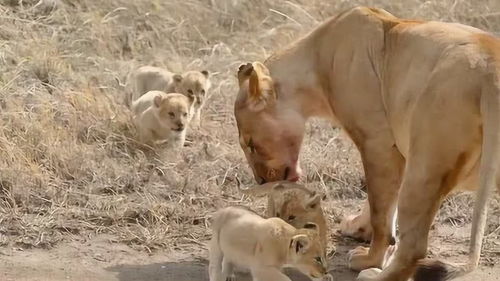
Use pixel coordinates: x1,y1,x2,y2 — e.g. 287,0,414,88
0,0,499,257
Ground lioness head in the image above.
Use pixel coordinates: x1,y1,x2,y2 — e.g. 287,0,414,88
234,62,304,184
172,70,211,107
153,93,195,132
289,223,329,279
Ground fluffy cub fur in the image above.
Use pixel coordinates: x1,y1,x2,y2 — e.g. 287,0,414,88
130,65,211,128
131,90,194,148
208,206,330,281
237,180,329,257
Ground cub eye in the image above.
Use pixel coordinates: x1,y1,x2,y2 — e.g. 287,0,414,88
188,89,193,94
168,112,175,118
247,138,256,153
315,257,322,264
201,89,205,95
183,113,187,117
288,215,296,221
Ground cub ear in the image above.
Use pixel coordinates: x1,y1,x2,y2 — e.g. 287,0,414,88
305,193,322,210
201,70,209,78
237,61,276,112
291,234,310,254
173,74,183,83
153,95,163,108
303,222,318,230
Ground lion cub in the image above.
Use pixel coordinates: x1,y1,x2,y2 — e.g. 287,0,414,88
208,206,330,281
130,65,211,128
237,181,329,257
131,90,194,148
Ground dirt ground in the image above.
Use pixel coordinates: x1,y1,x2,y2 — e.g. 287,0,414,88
0,215,498,281
0,0,499,281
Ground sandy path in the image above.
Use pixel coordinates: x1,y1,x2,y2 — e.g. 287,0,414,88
0,233,497,281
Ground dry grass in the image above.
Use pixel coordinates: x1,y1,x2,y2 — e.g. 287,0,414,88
0,0,499,257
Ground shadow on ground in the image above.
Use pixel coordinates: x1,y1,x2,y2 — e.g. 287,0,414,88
106,242,359,281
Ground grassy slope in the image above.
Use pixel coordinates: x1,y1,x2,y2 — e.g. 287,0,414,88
0,0,498,257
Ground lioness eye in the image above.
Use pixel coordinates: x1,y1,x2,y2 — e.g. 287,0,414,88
188,89,193,94
183,113,187,117
288,215,296,221
201,89,205,94
168,112,175,118
315,257,322,264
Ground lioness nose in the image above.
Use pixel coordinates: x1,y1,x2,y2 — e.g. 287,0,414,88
284,166,301,182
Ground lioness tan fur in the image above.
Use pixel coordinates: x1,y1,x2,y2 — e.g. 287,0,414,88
236,180,329,257
129,65,211,128
234,6,500,281
131,90,194,148
208,206,330,281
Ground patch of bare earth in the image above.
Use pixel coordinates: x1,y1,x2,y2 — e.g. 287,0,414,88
0,0,498,280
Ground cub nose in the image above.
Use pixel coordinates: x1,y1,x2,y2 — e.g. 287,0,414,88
176,122,184,130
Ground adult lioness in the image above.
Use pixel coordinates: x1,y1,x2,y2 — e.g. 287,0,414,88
234,6,500,281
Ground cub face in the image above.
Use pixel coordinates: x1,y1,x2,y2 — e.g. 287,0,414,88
172,70,211,107
271,185,326,229
290,223,329,279
153,93,194,132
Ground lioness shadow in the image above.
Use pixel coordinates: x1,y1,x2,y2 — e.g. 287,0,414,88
106,243,358,281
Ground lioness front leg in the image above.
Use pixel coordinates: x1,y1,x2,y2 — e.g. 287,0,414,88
348,139,404,271
251,267,291,281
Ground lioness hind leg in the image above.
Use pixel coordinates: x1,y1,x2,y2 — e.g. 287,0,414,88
349,141,404,271
251,267,291,281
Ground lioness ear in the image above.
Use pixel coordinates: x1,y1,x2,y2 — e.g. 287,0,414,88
237,62,276,112
237,63,254,86
291,234,310,254
173,74,183,83
306,194,322,210
153,95,163,108
201,70,209,78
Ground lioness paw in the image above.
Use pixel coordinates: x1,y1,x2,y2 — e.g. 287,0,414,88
348,246,379,271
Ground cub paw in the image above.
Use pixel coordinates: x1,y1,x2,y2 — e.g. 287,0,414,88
357,268,382,281
339,214,372,242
